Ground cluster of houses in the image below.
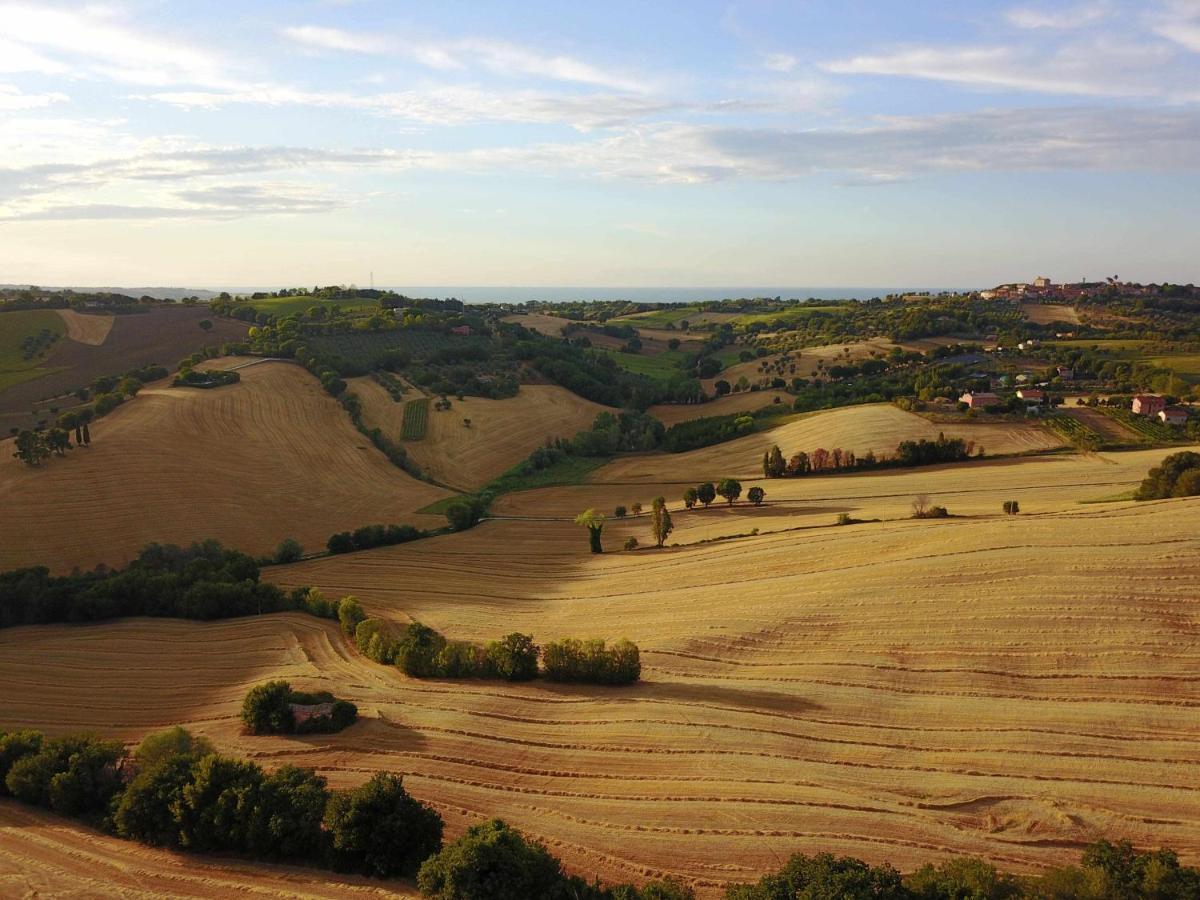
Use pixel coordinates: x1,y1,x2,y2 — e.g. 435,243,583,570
979,276,1166,302
1132,394,1191,426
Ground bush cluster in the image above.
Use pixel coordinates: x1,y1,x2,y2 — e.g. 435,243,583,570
1135,451,1200,499
0,727,442,878
326,523,426,554
172,368,241,388
353,620,641,686
242,680,358,735
0,540,336,629
763,433,974,479
541,638,642,685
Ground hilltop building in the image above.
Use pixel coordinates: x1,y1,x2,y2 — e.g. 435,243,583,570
1132,395,1166,417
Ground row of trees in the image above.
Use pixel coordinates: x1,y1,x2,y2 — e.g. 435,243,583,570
11,423,84,465
242,680,358,735
326,523,425,554
352,619,641,686
0,726,441,878
0,540,334,629
582,483,765,555
763,434,974,479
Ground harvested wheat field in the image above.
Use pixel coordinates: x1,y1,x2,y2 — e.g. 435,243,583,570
349,378,609,490
1021,303,1080,325
595,403,1063,484
502,312,576,336
0,360,451,572
3,448,1199,895
0,799,416,898
56,308,115,346
650,391,788,425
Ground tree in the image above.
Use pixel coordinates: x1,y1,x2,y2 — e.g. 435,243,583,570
325,773,443,877
445,497,486,531
614,505,627,518
748,486,765,506
272,537,303,564
114,751,197,847
906,856,1021,899
175,753,264,851
485,633,539,681
43,427,70,457
241,680,294,735
717,478,742,506
574,509,606,554
12,430,49,466
623,537,639,551
630,501,643,516
337,596,366,635
912,494,931,517
683,487,698,509
81,422,91,446
650,496,674,548
417,818,563,900
6,734,124,819
697,482,716,508
199,319,213,332
249,765,329,860
134,726,213,770
714,379,731,396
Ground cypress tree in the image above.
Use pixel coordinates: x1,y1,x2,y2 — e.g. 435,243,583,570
82,423,91,445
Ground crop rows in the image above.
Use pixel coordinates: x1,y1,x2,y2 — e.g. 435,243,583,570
401,397,430,440
1044,414,1103,447
1099,407,1180,443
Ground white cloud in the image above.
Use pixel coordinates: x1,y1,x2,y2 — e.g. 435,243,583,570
0,85,69,111
821,39,1174,97
0,2,232,86
1152,1,1200,51
1006,2,1112,29
281,25,644,90
282,25,387,54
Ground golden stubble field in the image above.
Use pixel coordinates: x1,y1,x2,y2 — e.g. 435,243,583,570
348,378,608,491
0,360,451,572
2,442,1198,895
592,403,1063,486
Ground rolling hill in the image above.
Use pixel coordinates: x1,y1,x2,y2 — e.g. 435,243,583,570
0,359,451,572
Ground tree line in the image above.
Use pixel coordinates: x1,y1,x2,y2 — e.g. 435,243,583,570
1135,451,1200,499
0,540,333,629
351,618,641,686
762,433,975,478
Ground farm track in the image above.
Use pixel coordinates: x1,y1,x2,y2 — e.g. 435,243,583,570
4,446,1200,895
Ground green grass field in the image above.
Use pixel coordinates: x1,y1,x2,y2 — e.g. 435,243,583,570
598,347,688,380
417,453,609,516
0,310,66,391
401,398,430,440
731,305,849,327
610,306,704,329
241,295,382,317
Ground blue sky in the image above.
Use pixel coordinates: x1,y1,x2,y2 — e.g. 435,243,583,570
1,0,1198,288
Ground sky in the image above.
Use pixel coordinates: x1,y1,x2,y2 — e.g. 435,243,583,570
1,0,1199,289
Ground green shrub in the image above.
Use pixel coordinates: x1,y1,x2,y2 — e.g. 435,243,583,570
417,818,562,900
325,773,443,877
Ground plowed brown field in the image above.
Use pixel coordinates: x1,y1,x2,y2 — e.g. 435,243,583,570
0,360,450,572
348,379,609,490
3,444,1198,895
56,309,115,346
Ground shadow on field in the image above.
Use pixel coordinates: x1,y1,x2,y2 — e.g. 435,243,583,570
530,678,825,715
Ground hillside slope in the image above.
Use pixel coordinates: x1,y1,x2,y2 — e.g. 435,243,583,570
597,403,1063,483
0,360,450,572
2,452,1197,895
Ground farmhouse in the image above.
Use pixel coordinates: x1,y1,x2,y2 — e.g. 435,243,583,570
290,702,334,726
1159,407,1190,426
1033,276,1052,289
450,324,473,336
1132,394,1166,417
1056,366,1075,380
960,391,1001,409
1016,388,1045,402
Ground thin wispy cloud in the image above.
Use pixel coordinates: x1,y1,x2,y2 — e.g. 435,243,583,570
1006,2,1113,29
282,25,647,91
